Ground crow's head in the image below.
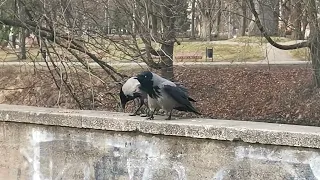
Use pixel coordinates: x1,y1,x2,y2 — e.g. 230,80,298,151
135,71,153,91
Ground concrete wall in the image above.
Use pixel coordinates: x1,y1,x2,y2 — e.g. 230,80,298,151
1,105,320,180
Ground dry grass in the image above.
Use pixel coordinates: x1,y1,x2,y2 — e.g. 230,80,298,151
289,48,310,61
230,36,292,43
0,48,38,61
174,42,265,62
0,39,265,63
0,47,57,62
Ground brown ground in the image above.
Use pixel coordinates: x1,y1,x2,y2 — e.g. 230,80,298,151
0,64,319,126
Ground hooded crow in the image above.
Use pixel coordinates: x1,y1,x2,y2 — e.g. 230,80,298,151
135,71,201,120
120,75,195,118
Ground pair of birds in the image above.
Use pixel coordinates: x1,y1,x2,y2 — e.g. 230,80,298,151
119,71,201,120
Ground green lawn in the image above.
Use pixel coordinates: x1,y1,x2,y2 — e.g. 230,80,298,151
230,36,292,44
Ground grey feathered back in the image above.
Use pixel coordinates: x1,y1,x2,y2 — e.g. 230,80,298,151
151,72,176,87
151,73,189,94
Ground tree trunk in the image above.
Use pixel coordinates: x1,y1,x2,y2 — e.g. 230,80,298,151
12,33,17,48
216,0,222,37
132,1,136,34
240,0,247,36
248,0,279,36
198,0,213,41
12,0,17,48
301,16,308,40
280,0,291,36
19,29,26,59
301,0,308,39
18,0,26,59
160,44,174,80
227,5,233,39
190,0,196,40
308,0,320,87
310,33,320,87
291,0,303,40
151,3,158,36
200,16,212,41
160,2,175,80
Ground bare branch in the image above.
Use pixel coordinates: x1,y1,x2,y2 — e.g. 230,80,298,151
246,0,310,50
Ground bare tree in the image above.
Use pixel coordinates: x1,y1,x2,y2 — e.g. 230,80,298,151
215,0,222,37
0,0,128,108
245,0,320,87
190,0,197,39
197,0,216,41
290,0,303,39
247,0,279,36
0,0,192,110
240,0,247,36
110,0,188,79
18,0,26,59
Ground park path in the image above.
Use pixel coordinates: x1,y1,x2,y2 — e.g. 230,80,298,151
262,40,307,62
263,43,294,62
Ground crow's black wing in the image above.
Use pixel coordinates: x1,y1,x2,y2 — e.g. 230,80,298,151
163,85,201,115
176,84,188,93
175,84,197,102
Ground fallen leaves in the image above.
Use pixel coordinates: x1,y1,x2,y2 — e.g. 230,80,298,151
173,65,320,126
2,64,320,127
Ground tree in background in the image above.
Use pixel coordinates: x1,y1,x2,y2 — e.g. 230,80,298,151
197,0,216,41
247,0,279,36
246,0,320,87
0,0,190,85
2,0,320,110
111,0,189,79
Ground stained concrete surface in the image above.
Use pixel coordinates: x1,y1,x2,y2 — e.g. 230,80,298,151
0,104,320,179
1,122,320,180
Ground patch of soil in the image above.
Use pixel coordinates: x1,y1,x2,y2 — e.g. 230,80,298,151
1,64,320,126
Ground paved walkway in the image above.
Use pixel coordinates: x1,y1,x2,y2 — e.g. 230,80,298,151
262,43,294,62
262,40,308,62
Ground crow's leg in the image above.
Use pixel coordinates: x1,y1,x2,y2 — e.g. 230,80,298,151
130,98,144,116
165,110,173,120
140,98,149,117
146,108,157,120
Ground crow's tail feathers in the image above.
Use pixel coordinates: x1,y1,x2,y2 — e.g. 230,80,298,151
188,97,197,102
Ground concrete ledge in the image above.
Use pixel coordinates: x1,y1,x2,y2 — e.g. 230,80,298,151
0,104,320,149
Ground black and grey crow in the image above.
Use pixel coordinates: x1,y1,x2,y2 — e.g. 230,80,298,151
119,77,147,116
135,71,200,120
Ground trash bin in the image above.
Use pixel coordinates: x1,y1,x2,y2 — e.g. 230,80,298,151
207,48,213,58
41,49,47,60
206,47,213,61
